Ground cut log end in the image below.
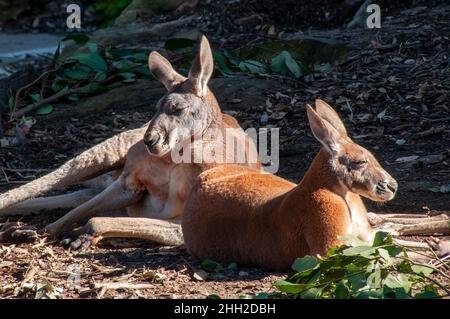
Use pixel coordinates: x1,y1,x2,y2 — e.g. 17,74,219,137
82,217,184,247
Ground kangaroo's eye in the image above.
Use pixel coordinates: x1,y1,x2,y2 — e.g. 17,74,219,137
349,160,368,170
172,108,184,116
169,105,186,116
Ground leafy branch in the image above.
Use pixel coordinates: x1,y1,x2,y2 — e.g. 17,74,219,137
9,35,152,120
271,232,448,299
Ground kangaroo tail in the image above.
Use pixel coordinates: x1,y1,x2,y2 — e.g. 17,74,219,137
0,125,147,210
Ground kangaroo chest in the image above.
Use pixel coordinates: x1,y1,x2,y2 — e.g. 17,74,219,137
344,193,374,242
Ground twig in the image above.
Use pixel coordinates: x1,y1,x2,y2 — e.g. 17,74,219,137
11,74,121,119
93,281,153,290
12,87,75,119
399,256,450,282
11,68,57,119
1,168,9,183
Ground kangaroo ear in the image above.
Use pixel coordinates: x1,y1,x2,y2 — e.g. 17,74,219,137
148,51,186,91
188,35,214,96
314,99,347,136
306,104,343,155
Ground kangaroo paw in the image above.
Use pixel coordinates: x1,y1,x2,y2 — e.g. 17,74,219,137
0,223,39,243
61,233,101,251
426,237,450,258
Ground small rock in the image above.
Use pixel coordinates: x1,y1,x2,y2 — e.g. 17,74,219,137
395,155,419,163
260,114,269,124
420,154,444,164
238,271,249,277
230,98,242,104
270,112,287,120
193,270,208,281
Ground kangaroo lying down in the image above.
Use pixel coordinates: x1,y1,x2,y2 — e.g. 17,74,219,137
181,100,450,270
0,36,260,246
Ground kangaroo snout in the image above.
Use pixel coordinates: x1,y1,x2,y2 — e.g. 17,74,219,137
144,130,160,147
144,129,164,155
375,177,398,200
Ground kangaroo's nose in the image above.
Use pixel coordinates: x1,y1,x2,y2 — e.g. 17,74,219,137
387,179,398,194
376,178,398,194
144,130,160,148
377,178,397,194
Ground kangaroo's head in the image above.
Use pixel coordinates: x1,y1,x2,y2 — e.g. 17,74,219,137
144,35,221,156
307,99,398,202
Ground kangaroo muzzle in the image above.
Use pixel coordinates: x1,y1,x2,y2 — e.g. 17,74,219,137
375,178,398,199
144,129,165,155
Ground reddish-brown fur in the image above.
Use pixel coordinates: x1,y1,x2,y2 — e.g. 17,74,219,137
1,36,261,237
182,100,398,271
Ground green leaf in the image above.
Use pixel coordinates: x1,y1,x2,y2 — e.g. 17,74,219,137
213,52,232,74
252,292,270,299
314,63,334,73
372,231,392,246
119,72,136,80
271,51,303,78
238,60,268,74
342,245,376,257
274,280,309,294
377,248,392,263
415,284,439,299
346,266,367,292
282,51,302,78
62,34,90,45
93,72,107,82
128,52,148,62
384,245,403,257
223,49,241,66
367,268,382,288
414,291,438,299
85,42,98,53
36,104,53,115
227,263,238,271
300,287,323,299
201,259,220,271
411,265,434,276
113,59,139,70
338,234,367,247
335,280,350,299
64,67,90,80
135,65,152,76
384,274,412,293
71,52,108,72
51,77,69,92
30,94,41,102
7,96,14,111
291,256,319,273
78,83,107,94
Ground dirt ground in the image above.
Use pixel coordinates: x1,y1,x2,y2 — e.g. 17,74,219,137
0,3,449,298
